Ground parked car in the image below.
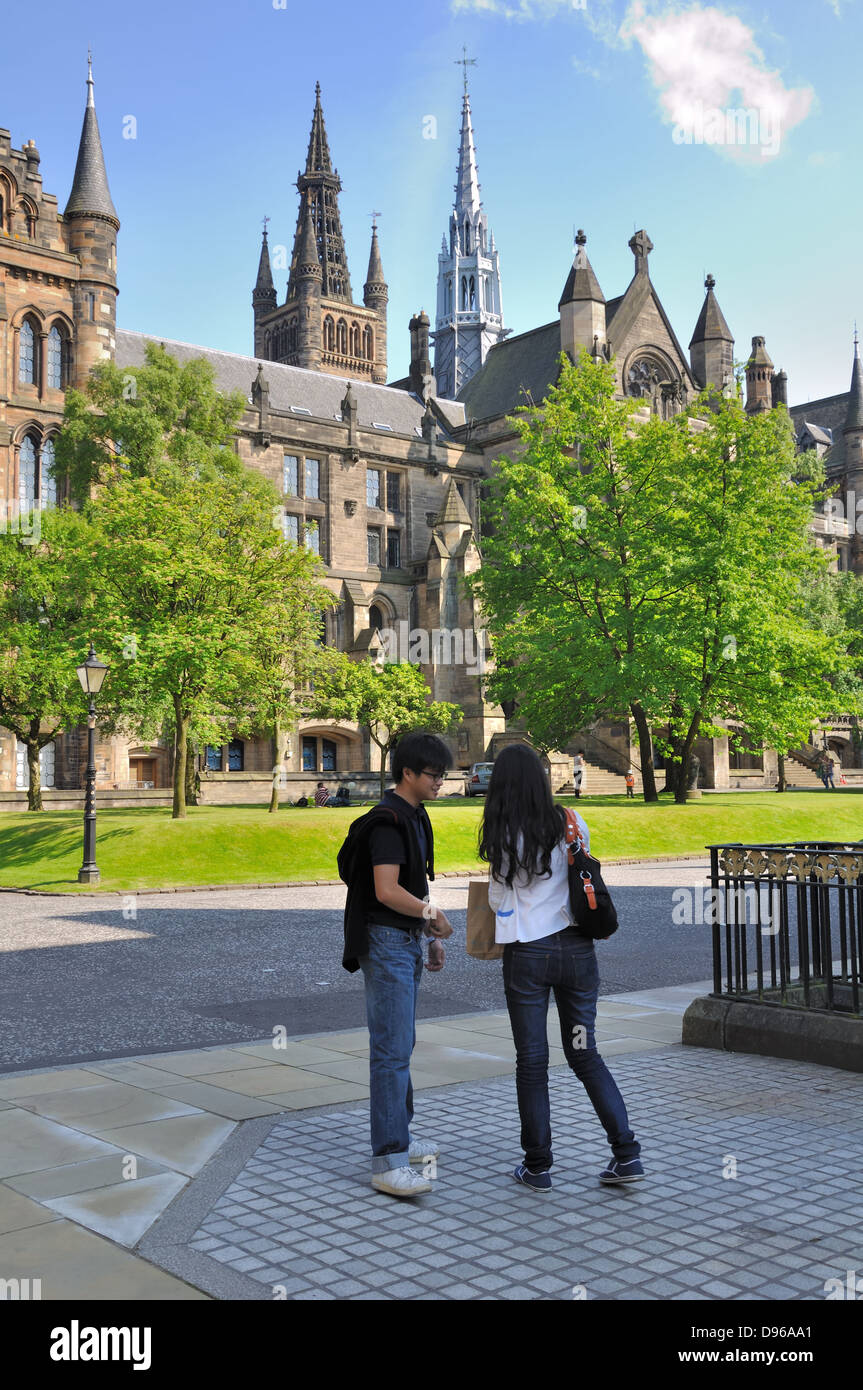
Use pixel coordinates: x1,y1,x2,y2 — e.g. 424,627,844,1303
465,762,494,797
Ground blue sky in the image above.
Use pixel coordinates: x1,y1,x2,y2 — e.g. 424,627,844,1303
2,0,859,403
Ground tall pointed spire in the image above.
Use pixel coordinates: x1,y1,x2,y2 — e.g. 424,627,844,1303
454,92,481,222
287,83,351,303
64,53,119,225
254,224,276,299
305,81,333,176
559,230,605,307
364,220,386,296
845,330,863,432
689,273,734,392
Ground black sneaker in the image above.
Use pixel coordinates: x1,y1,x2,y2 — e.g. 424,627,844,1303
513,1163,552,1193
599,1158,644,1184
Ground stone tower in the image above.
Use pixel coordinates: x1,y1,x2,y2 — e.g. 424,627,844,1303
433,82,506,399
63,58,120,390
689,274,734,393
559,230,606,363
253,84,387,383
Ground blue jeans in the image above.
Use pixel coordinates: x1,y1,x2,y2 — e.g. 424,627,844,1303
359,923,424,1172
503,926,640,1173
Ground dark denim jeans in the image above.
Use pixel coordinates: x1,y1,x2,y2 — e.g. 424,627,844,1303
503,926,640,1173
359,923,424,1172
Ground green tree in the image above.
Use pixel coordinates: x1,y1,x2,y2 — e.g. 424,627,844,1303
312,657,461,800
0,508,93,810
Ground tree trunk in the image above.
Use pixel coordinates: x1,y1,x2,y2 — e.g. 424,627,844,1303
26,734,43,812
185,736,198,807
630,700,658,802
172,696,189,820
777,754,786,793
270,720,287,813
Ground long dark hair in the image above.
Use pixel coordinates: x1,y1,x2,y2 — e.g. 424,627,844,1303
478,744,566,887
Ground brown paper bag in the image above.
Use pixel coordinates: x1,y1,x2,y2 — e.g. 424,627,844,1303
466,879,504,960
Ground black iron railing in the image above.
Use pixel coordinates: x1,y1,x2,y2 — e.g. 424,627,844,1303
707,842,863,1016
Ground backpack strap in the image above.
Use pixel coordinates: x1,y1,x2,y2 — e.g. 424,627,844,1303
563,807,586,864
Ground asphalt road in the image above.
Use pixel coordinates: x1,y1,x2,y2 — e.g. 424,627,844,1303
0,860,723,1073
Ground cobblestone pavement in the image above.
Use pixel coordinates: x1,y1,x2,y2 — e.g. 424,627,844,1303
139,1046,863,1301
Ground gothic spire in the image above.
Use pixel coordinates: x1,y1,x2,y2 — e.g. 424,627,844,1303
689,273,733,347
305,81,333,175
845,331,863,432
288,83,352,302
296,193,322,280
64,53,119,225
454,92,481,221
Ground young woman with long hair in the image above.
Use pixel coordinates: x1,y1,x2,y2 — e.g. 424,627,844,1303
478,743,643,1192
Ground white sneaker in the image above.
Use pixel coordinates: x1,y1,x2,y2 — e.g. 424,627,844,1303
408,1138,440,1165
372,1165,432,1198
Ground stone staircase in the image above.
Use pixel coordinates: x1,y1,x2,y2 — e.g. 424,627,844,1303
785,749,831,789
558,751,642,797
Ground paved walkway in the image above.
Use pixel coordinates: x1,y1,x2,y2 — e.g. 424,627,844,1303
1,980,861,1300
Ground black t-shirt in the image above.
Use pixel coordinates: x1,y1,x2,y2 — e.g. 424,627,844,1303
368,790,430,930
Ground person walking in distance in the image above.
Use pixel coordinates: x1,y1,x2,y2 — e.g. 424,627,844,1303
479,743,643,1192
624,769,636,799
572,750,586,799
339,732,454,1198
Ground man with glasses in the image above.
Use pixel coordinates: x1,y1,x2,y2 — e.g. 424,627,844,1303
353,732,454,1197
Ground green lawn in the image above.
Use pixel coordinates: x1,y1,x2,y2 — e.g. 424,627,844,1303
0,792,860,893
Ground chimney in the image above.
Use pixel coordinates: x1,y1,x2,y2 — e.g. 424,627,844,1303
409,311,435,399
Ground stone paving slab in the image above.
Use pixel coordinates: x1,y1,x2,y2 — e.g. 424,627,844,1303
139,1046,863,1301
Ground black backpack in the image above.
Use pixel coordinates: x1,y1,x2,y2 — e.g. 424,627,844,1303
563,808,619,940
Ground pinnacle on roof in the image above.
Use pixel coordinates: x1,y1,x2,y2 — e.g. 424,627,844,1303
254,225,277,300
64,53,119,225
454,93,482,220
845,331,863,432
365,222,385,290
433,477,473,528
305,80,333,175
689,273,733,349
746,335,774,369
295,194,322,279
559,229,605,308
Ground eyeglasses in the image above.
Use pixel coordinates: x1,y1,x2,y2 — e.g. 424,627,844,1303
420,769,444,783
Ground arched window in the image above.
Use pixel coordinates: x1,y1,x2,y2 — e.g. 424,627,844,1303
461,276,468,310
463,218,471,253
350,323,360,357
41,437,57,508
446,279,452,314
336,318,347,354
264,331,271,357
469,276,476,310
18,319,36,386
369,604,384,632
324,315,335,351
19,434,37,510
46,326,63,389
363,325,373,361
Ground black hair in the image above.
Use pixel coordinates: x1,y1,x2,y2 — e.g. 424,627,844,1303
391,731,453,783
478,743,566,887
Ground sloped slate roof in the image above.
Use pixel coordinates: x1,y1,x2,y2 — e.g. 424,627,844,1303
115,330,466,437
457,321,563,422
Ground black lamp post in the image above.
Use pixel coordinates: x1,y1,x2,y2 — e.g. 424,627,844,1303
76,645,109,884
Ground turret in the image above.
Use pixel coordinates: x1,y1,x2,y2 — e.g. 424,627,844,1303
689,274,734,393
63,55,120,389
252,225,277,358
363,221,388,385
559,230,606,362
293,193,322,370
408,311,435,400
745,335,774,414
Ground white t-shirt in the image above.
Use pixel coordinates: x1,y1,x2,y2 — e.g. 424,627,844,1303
487,811,590,944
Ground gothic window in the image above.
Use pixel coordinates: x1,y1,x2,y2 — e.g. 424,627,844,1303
324,316,335,351
469,276,476,311
363,325,373,360
227,739,244,771
40,437,57,508
205,745,222,771
305,457,320,499
289,319,298,352
367,468,381,509
46,326,63,389
446,279,452,315
463,218,471,253
369,604,383,632
264,331,271,357
19,434,37,509
386,472,400,512
461,276,468,310
283,455,298,496
304,520,320,556
302,736,317,771
336,319,347,354
625,356,665,399
349,323,360,357
321,738,337,771
386,532,401,569
18,319,36,385
282,513,299,545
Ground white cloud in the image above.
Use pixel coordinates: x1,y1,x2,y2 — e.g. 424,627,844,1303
619,2,814,161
